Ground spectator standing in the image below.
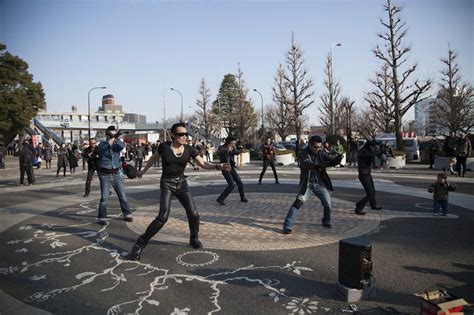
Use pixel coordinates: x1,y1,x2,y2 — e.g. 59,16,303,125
455,132,471,177
19,139,36,185
134,143,144,172
205,141,212,162
379,141,394,169
236,138,244,168
348,138,358,166
428,138,440,169
81,142,89,170
83,138,99,197
443,131,457,175
35,143,43,169
67,144,79,176
43,144,53,169
332,140,345,167
0,143,5,169
56,143,69,177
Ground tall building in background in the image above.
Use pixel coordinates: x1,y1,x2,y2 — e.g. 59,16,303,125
414,98,433,136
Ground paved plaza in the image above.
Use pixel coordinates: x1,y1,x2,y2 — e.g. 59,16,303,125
0,155,473,314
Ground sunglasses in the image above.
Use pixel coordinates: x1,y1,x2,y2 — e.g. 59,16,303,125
175,132,189,137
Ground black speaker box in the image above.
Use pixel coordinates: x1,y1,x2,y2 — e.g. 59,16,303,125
338,236,372,289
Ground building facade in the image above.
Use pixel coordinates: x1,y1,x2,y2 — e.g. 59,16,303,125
34,94,143,144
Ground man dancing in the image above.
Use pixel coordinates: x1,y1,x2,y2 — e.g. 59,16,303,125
129,123,231,261
283,135,342,233
258,138,279,184
216,136,248,206
83,138,99,197
354,140,383,214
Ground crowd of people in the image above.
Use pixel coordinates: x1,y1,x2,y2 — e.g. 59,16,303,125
0,127,470,260
428,131,471,177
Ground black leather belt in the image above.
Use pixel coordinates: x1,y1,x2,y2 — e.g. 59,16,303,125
100,167,119,174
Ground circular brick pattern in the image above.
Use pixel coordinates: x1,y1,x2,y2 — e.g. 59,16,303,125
128,193,381,251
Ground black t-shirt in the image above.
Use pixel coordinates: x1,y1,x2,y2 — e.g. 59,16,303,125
158,141,199,178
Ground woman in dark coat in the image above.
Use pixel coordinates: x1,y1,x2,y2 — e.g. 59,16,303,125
67,144,79,175
56,144,69,177
43,144,53,169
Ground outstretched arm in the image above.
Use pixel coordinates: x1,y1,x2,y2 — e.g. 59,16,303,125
194,155,231,172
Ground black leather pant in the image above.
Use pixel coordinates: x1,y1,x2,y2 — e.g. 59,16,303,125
356,170,377,210
140,177,199,245
84,166,97,195
218,168,245,201
259,159,278,182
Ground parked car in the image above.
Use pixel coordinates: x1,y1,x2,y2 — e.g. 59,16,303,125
275,144,287,151
278,141,297,151
402,138,420,161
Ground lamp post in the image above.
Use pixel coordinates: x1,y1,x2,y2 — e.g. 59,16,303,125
253,88,264,130
330,42,342,135
88,86,106,141
170,87,184,122
345,101,355,140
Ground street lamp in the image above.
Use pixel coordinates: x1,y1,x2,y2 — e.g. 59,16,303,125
88,86,106,141
170,87,184,122
253,88,264,130
330,42,342,135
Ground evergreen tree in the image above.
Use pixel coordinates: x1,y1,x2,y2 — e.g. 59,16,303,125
0,43,46,144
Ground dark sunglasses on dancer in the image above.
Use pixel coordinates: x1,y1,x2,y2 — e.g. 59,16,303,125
175,132,189,137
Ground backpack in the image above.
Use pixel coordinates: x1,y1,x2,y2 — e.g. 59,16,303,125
122,162,137,179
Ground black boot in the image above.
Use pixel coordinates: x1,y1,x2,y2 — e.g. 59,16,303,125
128,236,147,261
190,238,203,249
83,184,90,197
189,215,202,248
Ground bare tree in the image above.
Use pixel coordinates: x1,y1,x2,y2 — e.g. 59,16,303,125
432,48,474,134
319,54,345,135
353,107,378,140
341,97,356,139
365,62,395,133
283,32,315,144
373,0,431,150
194,78,217,140
266,63,293,141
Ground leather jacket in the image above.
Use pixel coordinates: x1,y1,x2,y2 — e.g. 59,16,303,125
296,147,342,193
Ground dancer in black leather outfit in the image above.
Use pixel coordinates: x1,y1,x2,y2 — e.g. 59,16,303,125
129,123,231,261
216,136,248,205
355,140,383,215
